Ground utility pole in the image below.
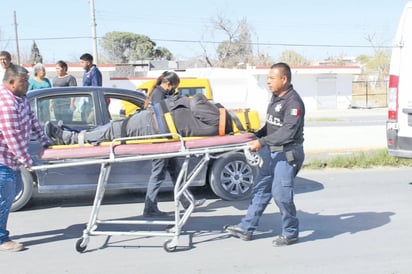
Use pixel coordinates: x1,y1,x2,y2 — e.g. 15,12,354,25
89,0,98,64
13,11,21,64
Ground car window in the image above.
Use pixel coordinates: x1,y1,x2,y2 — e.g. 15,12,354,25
34,95,96,127
178,87,206,97
107,97,142,121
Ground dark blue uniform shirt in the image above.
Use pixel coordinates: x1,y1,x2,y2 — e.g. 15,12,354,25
257,85,305,147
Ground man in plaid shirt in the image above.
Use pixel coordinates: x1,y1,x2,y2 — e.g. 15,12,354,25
0,64,49,252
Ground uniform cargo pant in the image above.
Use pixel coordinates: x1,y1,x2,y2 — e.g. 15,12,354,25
238,145,304,238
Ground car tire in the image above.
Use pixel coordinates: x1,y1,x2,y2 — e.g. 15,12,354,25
209,152,257,200
11,167,34,212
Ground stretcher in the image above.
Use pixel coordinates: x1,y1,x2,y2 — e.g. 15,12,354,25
32,132,261,252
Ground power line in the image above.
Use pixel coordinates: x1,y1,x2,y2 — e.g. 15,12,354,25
0,36,394,49
151,38,394,49
0,36,93,41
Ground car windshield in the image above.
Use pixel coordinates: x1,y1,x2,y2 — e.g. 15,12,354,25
178,87,206,97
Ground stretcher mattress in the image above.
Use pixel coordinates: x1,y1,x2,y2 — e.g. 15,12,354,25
41,133,256,160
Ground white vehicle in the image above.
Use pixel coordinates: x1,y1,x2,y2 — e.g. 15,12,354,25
387,1,412,158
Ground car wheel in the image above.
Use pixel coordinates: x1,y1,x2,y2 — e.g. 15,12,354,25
209,152,257,200
11,167,34,212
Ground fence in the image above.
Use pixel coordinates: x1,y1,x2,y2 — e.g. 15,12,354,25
352,80,388,109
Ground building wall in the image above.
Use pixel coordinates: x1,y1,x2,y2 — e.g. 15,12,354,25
32,64,359,116
290,74,353,110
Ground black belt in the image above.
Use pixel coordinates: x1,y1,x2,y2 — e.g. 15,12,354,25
269,142,301,152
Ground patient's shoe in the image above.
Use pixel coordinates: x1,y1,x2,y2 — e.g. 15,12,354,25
45,121,65,145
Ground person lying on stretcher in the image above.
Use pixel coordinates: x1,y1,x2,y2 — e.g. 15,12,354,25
45,93,235,145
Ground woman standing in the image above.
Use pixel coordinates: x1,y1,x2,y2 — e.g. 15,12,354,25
28,63,51,90
52,60,77,123
52,60,77,87
143,71,205,217
29,63,52,121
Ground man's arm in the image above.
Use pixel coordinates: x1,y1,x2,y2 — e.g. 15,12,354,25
91,66,102,86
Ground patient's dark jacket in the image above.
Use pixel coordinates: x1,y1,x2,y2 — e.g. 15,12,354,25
166,94,219,136
65,93,232,145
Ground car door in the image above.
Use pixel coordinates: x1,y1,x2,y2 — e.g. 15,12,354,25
30,89,155,193
30,90,107,193
30,88,205,195
99,91,155,189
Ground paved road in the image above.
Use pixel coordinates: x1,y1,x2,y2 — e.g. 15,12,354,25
4,167,412,274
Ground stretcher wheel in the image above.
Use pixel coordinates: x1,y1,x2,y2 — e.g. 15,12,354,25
163,239,177,252
245,150,262,167
75,238,87,253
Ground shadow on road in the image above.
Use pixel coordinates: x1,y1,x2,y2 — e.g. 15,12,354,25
12,206,394,251
182,210,394,244
295,176,324,194
13,223,84,247
16,174,391,251
297,210,395,243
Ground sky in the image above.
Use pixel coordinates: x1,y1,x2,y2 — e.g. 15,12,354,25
0,0,409,64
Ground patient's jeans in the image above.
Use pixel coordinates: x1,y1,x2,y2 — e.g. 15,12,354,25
0,165,16,244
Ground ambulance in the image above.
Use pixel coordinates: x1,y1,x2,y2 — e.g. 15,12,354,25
386,1,412,158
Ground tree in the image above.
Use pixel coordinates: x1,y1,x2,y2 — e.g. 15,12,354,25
30,41,43,64
100,31,173,63
153,47,173,61
356,34,391,85
322,54,350,66
252,53,275,67
212,15,254,67
278,50,310,66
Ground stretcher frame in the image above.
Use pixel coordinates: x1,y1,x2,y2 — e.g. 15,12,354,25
32,133,260,252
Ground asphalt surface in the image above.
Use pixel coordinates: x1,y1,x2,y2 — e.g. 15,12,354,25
4,167,412,274
3,107,400,274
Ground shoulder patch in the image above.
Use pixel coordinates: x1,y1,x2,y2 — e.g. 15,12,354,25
290,108,301,116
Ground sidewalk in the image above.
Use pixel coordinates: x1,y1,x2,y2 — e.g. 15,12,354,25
303,108,387,161
305,107,387,121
